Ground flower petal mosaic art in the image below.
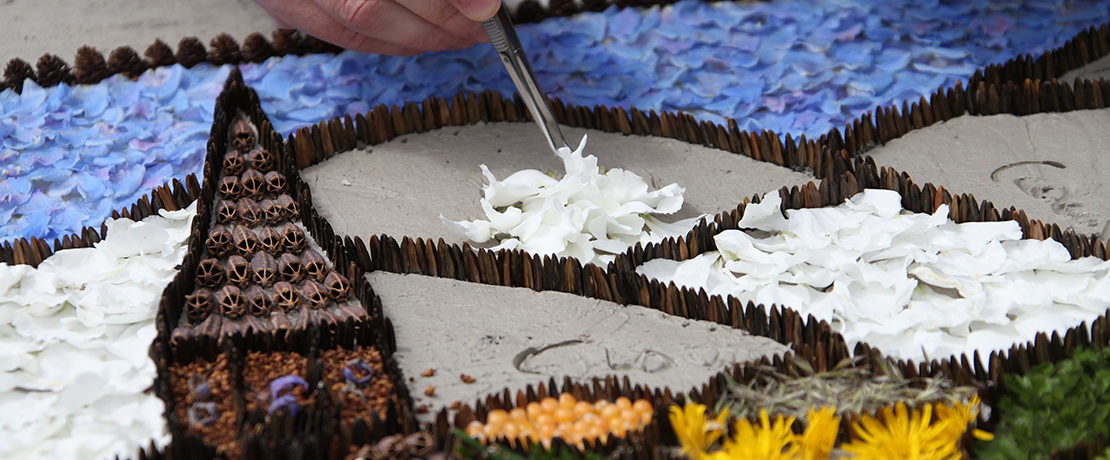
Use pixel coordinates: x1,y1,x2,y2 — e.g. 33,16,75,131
1,0,1110,458
3,0,1110,243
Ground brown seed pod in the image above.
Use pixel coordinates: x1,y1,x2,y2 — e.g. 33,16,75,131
236,198,263,227
376,434,406,460
300,249,329,281
264,171,286,194
35,53,72,87
195,258,226,288
300,280,329,309
257,226,282,255
184,288,215,322
229,118,255,154
216,285,245,319
241,32,274,62
205,226,234,257
231,224,259,256
278,253,304,283
274,194,299,220
207,33,241,65
175,37,206,68
279,222,306,253
403,432,435,457
323,271,351,301
240,168,266,199
217,175,242,200
259,199,284,225
272,281,300,312
107,46,146,78
215,199,237,224
247,148,274,172
143,39,176,67
225,255,251,287
243,285,271,317
250,252,277,287
74,46,110,84
222,151,245,176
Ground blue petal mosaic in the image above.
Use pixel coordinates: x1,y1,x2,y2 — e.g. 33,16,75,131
2,0,1108,243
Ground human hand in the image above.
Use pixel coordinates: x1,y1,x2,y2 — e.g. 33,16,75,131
254,0,501,56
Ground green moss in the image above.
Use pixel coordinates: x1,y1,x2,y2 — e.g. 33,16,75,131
976,346,1110,459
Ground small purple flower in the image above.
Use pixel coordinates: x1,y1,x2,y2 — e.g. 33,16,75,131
267,394,301,417
188,374,211,401
188,401,218,426
269,374,308,401
267,375,308,417
343,358,374,387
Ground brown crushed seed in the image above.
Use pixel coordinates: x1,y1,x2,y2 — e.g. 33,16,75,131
460,374,475,384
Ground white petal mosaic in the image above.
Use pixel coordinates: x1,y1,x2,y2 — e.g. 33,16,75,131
443,135,701,266
0,202,195,460
637,189,1110,362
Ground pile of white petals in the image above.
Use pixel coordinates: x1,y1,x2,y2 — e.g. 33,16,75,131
0,202,195,459
443,135,700,265
638,189,1110,361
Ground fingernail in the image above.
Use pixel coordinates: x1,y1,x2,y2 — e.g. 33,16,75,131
454,0,500,21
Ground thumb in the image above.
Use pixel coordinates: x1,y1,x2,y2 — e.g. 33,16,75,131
450,0,500,22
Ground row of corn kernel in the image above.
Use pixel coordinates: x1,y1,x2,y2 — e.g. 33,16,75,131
465,393,653,450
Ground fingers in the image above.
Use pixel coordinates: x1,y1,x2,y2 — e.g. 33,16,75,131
391,0,493,43
254,0,477,55
313,0,479,52
446,0,500,22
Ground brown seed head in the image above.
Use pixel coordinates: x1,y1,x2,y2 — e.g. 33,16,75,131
243,285,271,317
300,280,329,309
175,37,207,68
195,258,226,288
143,39,176,67
257,226,282,255
272,281,300,312
184,288,215,322
279,222,306,253
34,54,72,86
247,148,274,172
215,199,237,224
300,249,328,281
107,46,146,78
222,151,245,176
225,255,251,287
250,252,277,287
323,271,351,301
264,171,286,195
278,253,304,283
217,175,242,200
274,195,299,221
216,285,245,319
229,119,255,154
240,169,265,199
232,224,259,256
205,226,234,257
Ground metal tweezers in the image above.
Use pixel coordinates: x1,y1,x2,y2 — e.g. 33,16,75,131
482,6,571,154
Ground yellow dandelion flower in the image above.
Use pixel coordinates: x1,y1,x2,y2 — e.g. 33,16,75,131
934,395,994,442
841,402,960,460
719,408,799,460
798,406,839,460
669,402,730,459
